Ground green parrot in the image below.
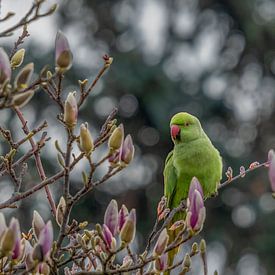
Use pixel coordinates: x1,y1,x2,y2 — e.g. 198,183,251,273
164,112,222,269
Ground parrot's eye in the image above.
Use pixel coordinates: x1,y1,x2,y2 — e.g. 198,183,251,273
185,122,190,127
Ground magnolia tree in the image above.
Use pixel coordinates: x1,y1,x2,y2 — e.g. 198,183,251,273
0,1,274,274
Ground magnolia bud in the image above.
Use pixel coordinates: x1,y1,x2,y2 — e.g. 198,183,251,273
55,31,73,72
32,210,45,241
9,218,22,260
155,253,168,272
183,253,191,268
0,228,15,256
120,135,134,165
64,92,78,129
104,200,118,236
118,204,129,232
11,49,25,68
0,47,11,85
191,242,199,254
120,209,136,244
200,239,206,254
102,224,113,249
108,124,124,151
14,63,34,91
153,228,169,256
56,196,66,227
38,221,53,259
79,123,94,156
24,240,34,270
12,90,34,108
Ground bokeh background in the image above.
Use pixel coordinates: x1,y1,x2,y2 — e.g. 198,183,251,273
1,0,275,274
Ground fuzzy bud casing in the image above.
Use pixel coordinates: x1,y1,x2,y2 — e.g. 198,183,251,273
80,123,94,156
64,92,78,129
55,31,73,72
11,49,25,68
120,209,136,244
108,124,124,152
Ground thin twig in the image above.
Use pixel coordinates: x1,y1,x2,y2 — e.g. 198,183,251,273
13,106,57,216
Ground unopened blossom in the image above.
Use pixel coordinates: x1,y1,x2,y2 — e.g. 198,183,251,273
108,124,124,152
38,221,53,259
155,253,168,272
0,47,11,84
186,178,206,232
120,134,134,165
102,224,113,249
32,210,45,241
9,218,22,260
56,196,66,227
55,31,73,72
118,204,129,231
188,177,203,199
153,228,169,256
104,200,118,236
64,92,78,129
120,209,136,244
11,48,25,68
79,123,94,156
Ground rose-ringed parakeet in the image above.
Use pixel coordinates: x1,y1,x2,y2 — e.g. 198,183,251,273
164,112,222,269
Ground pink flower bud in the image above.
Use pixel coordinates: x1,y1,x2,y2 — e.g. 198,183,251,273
186,188,206,232
188,177,203,200
102,224,113,249
155,253,168,272
120,134,134,165
108,151,120,166
153,228,169,256
120,209,136,244
32,210,45,241
268,149,275,192
104,199,118,236
38,221,53,259
55,31,73,72
64,92,78,129
23,239,34,270
0,47,11,84
118,204,129,231
9,218,22,260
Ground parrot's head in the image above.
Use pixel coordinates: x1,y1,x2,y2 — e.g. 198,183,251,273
170,112,202,144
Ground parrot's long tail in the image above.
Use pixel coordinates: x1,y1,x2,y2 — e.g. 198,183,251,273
165,229,179,275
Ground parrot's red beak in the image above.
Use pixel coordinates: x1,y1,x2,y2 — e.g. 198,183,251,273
170,125,180,140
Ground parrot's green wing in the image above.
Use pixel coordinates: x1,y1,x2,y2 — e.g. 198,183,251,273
163,150,177,208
